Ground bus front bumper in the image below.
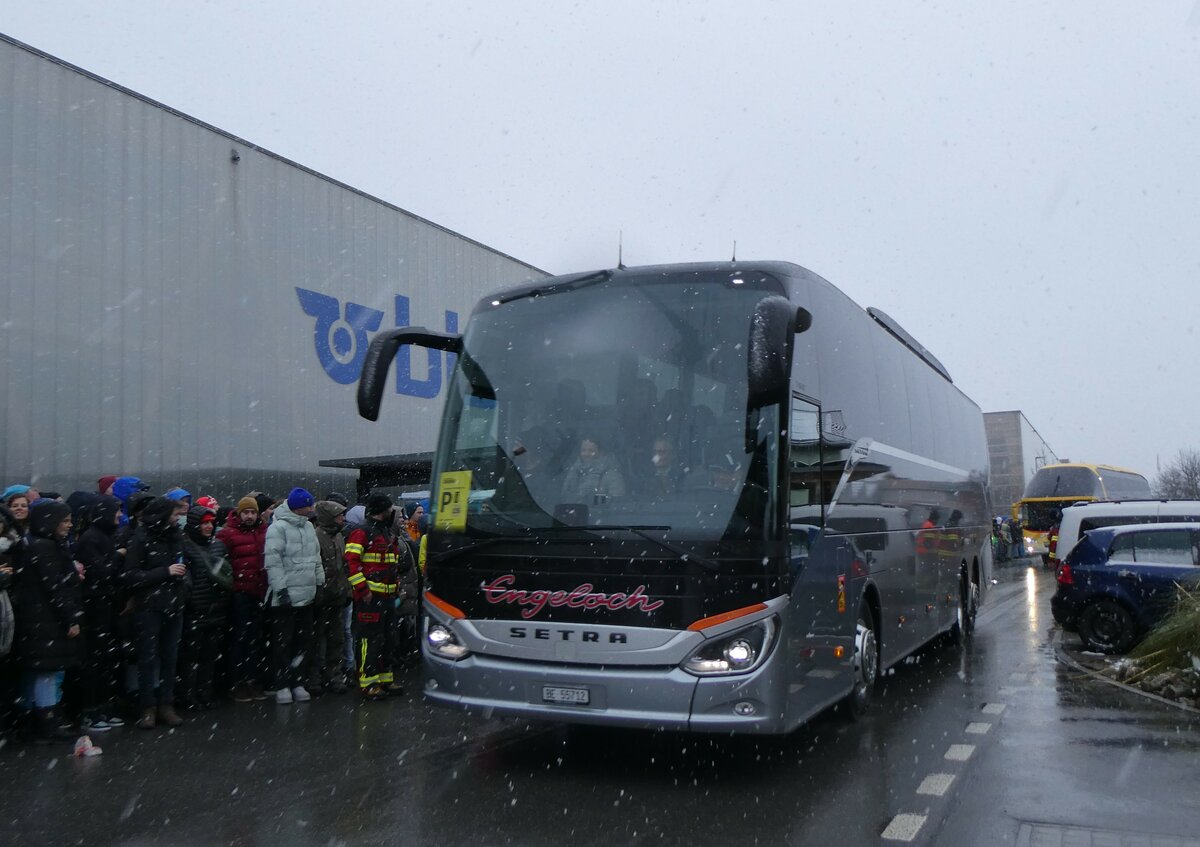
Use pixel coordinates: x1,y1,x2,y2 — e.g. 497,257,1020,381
423,652,789,733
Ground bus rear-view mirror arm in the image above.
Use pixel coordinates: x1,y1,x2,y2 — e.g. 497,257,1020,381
747,297,813,410
358,327,464,421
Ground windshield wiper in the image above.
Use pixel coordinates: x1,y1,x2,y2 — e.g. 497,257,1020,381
537,524,720,572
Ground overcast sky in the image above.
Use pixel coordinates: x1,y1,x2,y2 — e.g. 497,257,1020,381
5,1,1199,480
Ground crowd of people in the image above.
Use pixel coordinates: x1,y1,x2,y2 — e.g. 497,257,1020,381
0,476,426,748
992,516,1027,561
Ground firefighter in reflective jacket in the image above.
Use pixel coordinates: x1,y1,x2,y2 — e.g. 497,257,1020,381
345,493,405,698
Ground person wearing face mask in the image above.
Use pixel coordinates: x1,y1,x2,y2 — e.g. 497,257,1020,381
74,495,126,731
345,493,406,700
646,436,684,497
164,488,192,512
123,496,191,729
13,500,83,744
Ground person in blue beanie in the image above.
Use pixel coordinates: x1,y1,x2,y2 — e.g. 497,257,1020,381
263,488,324,705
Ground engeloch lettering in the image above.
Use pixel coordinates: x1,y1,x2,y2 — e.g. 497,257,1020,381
480,574,664,620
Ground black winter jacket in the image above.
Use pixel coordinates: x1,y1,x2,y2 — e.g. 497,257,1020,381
182,523,230,625
75,496,124,605
123,497,190,616
13,501,83,670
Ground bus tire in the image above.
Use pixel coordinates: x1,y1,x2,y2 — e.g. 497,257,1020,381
950,571,976,644
846,604,879,720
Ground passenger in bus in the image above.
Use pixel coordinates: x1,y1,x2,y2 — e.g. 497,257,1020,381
645,437,685,498
561,436,627,503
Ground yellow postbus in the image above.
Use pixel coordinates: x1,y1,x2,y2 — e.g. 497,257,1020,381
1012,462,1151,559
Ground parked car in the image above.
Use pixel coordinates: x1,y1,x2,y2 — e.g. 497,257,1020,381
1047,499,1200,570
1051,523,1200,653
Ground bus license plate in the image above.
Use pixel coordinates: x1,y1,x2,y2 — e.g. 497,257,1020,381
542,685,590,705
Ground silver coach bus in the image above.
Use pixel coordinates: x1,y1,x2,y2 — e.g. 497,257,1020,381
358,261,992,734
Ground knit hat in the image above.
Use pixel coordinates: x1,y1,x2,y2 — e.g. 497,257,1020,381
286,488,315,511
403,502,420,519
236,496,259,513
366,492,393,517
186,504,217,533
253,493,275,515
195,495,219,512
325,491,350,507
2,484,31,503
98,475,118,493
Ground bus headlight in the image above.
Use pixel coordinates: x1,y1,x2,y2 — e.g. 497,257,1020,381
426,622,471,661
682,617,777,676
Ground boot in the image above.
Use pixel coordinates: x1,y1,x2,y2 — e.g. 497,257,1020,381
157,705,183,727
136,707,156,730
34,708,75,744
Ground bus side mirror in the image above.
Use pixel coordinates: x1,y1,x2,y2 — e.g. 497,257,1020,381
747,297,812,410
358,327,463,421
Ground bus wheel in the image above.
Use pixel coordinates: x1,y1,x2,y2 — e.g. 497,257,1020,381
846,605,879,719
950,572,977,644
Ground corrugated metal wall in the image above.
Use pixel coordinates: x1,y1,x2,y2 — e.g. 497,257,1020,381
0,35,547,499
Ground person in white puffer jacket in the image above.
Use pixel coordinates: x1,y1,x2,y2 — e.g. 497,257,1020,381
264,488,324,704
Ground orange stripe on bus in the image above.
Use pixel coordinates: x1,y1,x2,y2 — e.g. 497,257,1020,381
425,591,466,620
687,602,768,632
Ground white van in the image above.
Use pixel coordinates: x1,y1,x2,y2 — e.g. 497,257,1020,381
1049,500,1200,567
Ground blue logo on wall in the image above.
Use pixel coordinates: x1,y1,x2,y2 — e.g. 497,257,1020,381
296,287,459,397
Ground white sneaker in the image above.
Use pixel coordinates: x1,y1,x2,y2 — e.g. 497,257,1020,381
291,686,311,703
274,688,294,705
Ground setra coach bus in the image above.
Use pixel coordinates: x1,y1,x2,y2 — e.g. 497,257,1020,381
357,261,992,734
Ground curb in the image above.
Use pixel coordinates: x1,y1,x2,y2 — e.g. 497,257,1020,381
1051,629,1200,716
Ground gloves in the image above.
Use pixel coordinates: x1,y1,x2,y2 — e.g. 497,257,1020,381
276,588,291,607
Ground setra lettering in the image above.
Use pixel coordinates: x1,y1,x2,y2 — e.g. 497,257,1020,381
505,626,630,644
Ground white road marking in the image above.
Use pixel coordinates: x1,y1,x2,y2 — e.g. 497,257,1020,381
945,744,975,761
881,813,927,841
982,703,1006,715
916,773,955,796
966,722,992,735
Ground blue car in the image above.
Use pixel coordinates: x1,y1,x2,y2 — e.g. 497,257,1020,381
1051,523,1200,653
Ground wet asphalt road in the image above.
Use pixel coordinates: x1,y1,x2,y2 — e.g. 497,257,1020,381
2,567,1197,846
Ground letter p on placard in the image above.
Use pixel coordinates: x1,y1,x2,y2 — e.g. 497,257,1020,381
435,471,472,532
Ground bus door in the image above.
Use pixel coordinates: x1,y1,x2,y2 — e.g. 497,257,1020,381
786,396,850,713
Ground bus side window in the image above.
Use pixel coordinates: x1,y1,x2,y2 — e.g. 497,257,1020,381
789,395,823,510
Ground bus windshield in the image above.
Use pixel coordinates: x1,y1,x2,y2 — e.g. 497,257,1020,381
430,270,785,541
1024,466,1102,498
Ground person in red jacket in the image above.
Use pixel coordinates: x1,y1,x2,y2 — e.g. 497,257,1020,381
345,493,407,699
217,496,269,702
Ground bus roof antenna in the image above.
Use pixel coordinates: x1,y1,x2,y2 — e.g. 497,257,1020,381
618,231,625,270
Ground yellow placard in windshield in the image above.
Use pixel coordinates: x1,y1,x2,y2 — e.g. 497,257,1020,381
435,471,472,532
